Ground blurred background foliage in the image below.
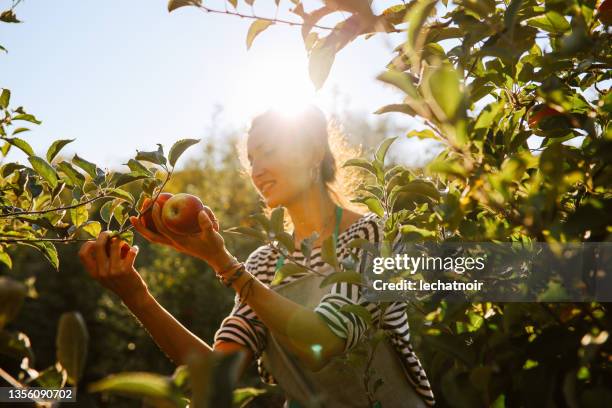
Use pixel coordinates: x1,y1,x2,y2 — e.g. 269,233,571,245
1,113,391,406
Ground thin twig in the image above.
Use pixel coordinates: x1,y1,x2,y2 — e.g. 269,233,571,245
0,194,107,218
195,4,334,30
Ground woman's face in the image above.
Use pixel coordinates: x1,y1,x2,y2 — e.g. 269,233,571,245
247,125,316,208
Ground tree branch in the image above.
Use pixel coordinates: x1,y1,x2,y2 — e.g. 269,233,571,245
195,4,335,30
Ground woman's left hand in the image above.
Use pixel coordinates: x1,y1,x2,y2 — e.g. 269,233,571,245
130,203,232,270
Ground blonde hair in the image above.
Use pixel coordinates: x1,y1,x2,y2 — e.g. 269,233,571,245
237,106,366,219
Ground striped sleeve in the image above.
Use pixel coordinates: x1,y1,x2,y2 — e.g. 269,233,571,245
314,215,382,351
383,297,435,405
213,248,270,358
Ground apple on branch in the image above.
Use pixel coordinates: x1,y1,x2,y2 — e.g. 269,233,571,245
139,192,173,233
161,193,205,235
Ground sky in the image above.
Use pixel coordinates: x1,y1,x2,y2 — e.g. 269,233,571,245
0,0,438,168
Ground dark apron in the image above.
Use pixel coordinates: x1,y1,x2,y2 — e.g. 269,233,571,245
260,267,427,408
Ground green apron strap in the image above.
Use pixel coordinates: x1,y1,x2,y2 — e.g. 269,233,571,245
275,206,343,272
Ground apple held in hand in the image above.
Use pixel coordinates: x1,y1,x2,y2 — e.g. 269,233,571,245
161,193,205,235
140,192,173,233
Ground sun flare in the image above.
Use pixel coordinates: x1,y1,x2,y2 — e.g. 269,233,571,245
230,51,324,120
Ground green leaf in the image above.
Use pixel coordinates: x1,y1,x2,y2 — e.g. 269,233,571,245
115,173,150,187
250,213,271,232
56,312,89,385
0,89,10,109
0,277,27,328
321,236,338,268
276,231,295,253
136,144,166,166
309,42,336,90
270,207,285,236
353,196,384,217
27,241,60,270
108,188,135,204
319,270,363,288
342,158,376,175
88,372,181,405
169,138,200,167
12,127,30,135
0,248,12,269
407,129,436,139
271,263,307,286
57,161,85,187
0,330,34,363
339,304,372,326
504,0,523,36
393,180,441,201
375,104,418,117
69,199,89,228
246,19,273,50
375,137,397,164
33,366,65,389
425,65,463,122
13,113,41,124
1,162,25,177
400,224,438,238
377,70,419,99
167,0,202,12
28,156,59,189
126,159,152,177
224,226,266,241
6,137,34,156
405,0,437,51
75,221,102,239
100,201,114,224
346,237,380,256
46,139,75,162
527,11,570,34
233,387,267,405
0,10,20,23
539,144,563,184
72,154,98,178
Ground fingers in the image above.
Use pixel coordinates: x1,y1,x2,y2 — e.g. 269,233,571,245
197,210,214,233
151,203,178,239
94,231,111,276
130,216,172,245
125,245,139,269
78,241,98,276
108,237,121,274
203,206,219,232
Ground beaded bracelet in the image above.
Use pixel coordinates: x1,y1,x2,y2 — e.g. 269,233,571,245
217,263,245,287
217,256,240,276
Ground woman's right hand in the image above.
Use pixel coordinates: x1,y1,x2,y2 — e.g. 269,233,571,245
129,202,231,271
79,232,149,307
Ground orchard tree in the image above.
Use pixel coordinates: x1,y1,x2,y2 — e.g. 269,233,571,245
161,1,610,407
2,0,611,407
0,2,201,401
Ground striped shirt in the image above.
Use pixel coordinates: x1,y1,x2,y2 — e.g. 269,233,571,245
214,212,435,406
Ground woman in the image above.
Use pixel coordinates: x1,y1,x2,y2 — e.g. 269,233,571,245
79,106,435,407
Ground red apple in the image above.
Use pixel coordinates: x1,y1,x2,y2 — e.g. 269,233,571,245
161,193,205,235
139,192,173,233
599,0,612,25
105,237,130,259
528,105,563,129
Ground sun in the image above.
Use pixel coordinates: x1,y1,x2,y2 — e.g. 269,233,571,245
229,50,322,120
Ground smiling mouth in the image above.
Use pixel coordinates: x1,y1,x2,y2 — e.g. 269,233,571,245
260,181,276,194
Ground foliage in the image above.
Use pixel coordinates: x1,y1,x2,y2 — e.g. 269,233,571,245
2,0,612,407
